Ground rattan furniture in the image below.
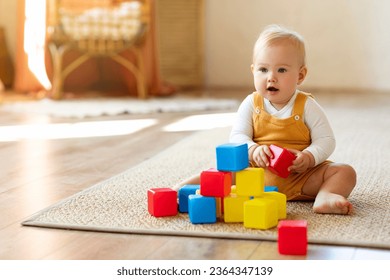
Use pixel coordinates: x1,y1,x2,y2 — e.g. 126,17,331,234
47,0,150,99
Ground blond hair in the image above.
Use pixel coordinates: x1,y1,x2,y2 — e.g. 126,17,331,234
253,24,306,66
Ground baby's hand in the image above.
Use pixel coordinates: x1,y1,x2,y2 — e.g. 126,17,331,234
287,149,314,173
251,145,273,168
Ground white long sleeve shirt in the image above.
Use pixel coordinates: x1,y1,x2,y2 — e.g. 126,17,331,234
229,91,336,166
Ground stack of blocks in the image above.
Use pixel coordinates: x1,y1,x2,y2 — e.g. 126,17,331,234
147,143,307,255
148,143,289,228
183,143,288,230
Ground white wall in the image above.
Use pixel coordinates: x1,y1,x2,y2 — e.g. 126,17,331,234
204,0,390,91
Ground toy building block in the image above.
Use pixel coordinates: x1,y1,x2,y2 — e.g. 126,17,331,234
236,167,264,197
243,198,278,230
188,194,217,224
261,191,287,219
223,194,250,223
264,185,278,192
278,220,308,255
200,168,232,197
268,144,296,178
216,143,249,171
178,184,200,213
147,188,178,217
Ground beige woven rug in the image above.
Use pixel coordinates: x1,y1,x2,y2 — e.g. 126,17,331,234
22,99,390,249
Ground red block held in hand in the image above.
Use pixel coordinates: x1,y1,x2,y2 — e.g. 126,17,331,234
268,145,296,178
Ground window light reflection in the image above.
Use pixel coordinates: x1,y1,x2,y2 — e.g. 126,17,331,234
24,0,51,90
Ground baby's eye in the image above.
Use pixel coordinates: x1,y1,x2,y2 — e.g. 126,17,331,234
258,67,268,73
278,68,287,73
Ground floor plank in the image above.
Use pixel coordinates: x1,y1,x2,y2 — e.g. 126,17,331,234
145,236,260,260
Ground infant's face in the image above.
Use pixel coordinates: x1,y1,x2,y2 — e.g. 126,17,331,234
251,41,306,110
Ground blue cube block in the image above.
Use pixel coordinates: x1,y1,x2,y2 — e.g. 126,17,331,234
178,184,200,213
265,186,279,192
188,194,216,224
216,143,249,171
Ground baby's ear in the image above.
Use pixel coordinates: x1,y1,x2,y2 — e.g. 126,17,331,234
250,64,255,73
297,66,308,85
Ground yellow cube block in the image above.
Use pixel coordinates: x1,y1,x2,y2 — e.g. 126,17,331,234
223,194,250,223
261,191,287,219
236,168,264,197
243,198,278,229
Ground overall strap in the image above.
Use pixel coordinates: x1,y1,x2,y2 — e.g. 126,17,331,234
292,91,313,119
253,92,264,114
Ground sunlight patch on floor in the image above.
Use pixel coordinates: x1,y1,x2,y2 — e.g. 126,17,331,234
0,119,157,141
162,112,236,132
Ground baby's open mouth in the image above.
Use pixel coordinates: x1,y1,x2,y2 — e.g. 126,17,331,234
267,86,279,92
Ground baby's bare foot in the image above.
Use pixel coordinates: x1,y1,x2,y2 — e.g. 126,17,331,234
313,192,354,215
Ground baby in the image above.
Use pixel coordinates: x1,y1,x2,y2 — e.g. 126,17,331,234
176,24,356,215
230,24,356,214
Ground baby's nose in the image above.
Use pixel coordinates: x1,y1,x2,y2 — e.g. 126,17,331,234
268,72,277,82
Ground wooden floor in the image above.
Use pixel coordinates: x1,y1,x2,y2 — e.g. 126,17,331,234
0,89,389,260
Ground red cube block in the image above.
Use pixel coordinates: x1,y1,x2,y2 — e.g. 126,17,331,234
200,168,232,197
268,145,296,178
278,220,308,255
147,188,178,217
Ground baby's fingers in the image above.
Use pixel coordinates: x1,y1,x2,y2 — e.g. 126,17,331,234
263,145,274,159
252,146,268,167
260,153,270,166
260,145,272,166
